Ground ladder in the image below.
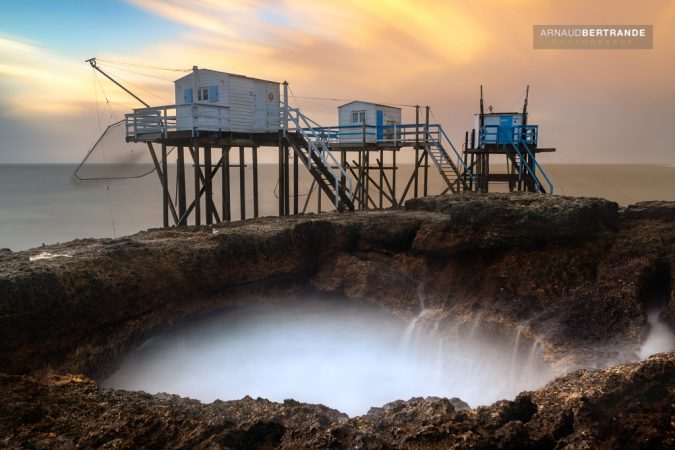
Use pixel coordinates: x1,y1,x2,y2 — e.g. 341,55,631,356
424,124,477,194
284,106,355,211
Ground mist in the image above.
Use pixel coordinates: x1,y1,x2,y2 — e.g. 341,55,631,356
103,299,556,416
639,309,675,359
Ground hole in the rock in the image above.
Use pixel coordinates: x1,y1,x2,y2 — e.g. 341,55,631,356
102,298,556,417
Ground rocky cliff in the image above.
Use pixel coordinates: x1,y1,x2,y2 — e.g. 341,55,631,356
0,193,673,448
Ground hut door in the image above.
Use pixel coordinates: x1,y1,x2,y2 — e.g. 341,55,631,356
254,83,267,132
498,115,513,144
376,110,384,140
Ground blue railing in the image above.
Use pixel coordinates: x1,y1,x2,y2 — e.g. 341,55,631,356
516,140,554,194
477,124,552,194
303,123,427,145
480,125,538,146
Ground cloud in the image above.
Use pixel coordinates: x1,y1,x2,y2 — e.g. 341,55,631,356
1,0,674,163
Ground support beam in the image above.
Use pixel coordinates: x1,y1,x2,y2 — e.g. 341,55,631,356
317,177,321,213
161,142,169,228
204,144,213,225
302,180,316,214
252,146,259,218
376,158,396,204
293,150,298,215
379,149,384,209
353,161,394,205
177,161,223,226
278,140,285,215
347,163,379,209
239,146,246,220
187,146,220,220
340,149,347,210
222,147,231,221
398,151,426,206
284,145,290,216
424,106,430,197
146,142,178,225
414,105,420,198
392,149,397,207
177,146,186,224
193,141,201,225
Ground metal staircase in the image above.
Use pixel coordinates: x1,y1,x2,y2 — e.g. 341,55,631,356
283,105,355,211
424,125,477,194
508,140,553,193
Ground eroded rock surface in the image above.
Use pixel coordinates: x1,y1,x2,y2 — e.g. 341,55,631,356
0,193,673,448
0,353,672,449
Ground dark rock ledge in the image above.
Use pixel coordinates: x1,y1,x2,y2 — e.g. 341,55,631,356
0,192,673,448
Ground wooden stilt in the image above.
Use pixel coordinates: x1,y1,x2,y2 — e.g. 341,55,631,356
293,150,298,215
399,151,426,206
161,142,169,228
284,145,290,216
363,150,369,210
392,149,397,207
252,146,259,218
177,146,186,224
357,150,363,209
278,140,284,216
317,179,321,213
379,149,384,209
222,146,231,221
147,142,178,225
424,106,430,197
193,140,201,226
204,144,213,225
414,105,420,198
340,149,347,209
239,146,246,220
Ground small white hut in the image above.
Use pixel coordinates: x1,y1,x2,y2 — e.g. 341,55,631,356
337,101,401,142
173,68,280,133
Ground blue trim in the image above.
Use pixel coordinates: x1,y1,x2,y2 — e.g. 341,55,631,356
498,115,513,144
183,87,193,104
208,85,218,102
376,110,384,140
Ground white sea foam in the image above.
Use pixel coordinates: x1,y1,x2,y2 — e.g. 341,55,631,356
29,251,72,261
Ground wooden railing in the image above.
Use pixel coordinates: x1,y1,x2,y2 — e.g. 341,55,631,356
125,104,230,140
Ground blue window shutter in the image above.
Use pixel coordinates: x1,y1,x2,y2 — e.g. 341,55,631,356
184,88,193,104
208,85,218,102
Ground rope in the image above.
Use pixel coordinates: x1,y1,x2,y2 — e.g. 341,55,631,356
555,152,636,203
94,101,118,239
292,94,417,109
105,182,117,238
96,59,191,72
97,61,180,83
96,65,170,104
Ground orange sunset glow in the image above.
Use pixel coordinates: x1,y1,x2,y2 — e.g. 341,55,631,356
1,0,674,163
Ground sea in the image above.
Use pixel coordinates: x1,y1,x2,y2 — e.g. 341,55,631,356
1,163,673,252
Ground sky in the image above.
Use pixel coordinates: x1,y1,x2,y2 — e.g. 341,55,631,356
0,0,674,164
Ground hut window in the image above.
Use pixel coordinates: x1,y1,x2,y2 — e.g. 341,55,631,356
198,87,209,101
351,110,366,124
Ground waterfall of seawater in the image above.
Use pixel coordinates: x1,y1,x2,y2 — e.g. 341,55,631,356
103,300,556,417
